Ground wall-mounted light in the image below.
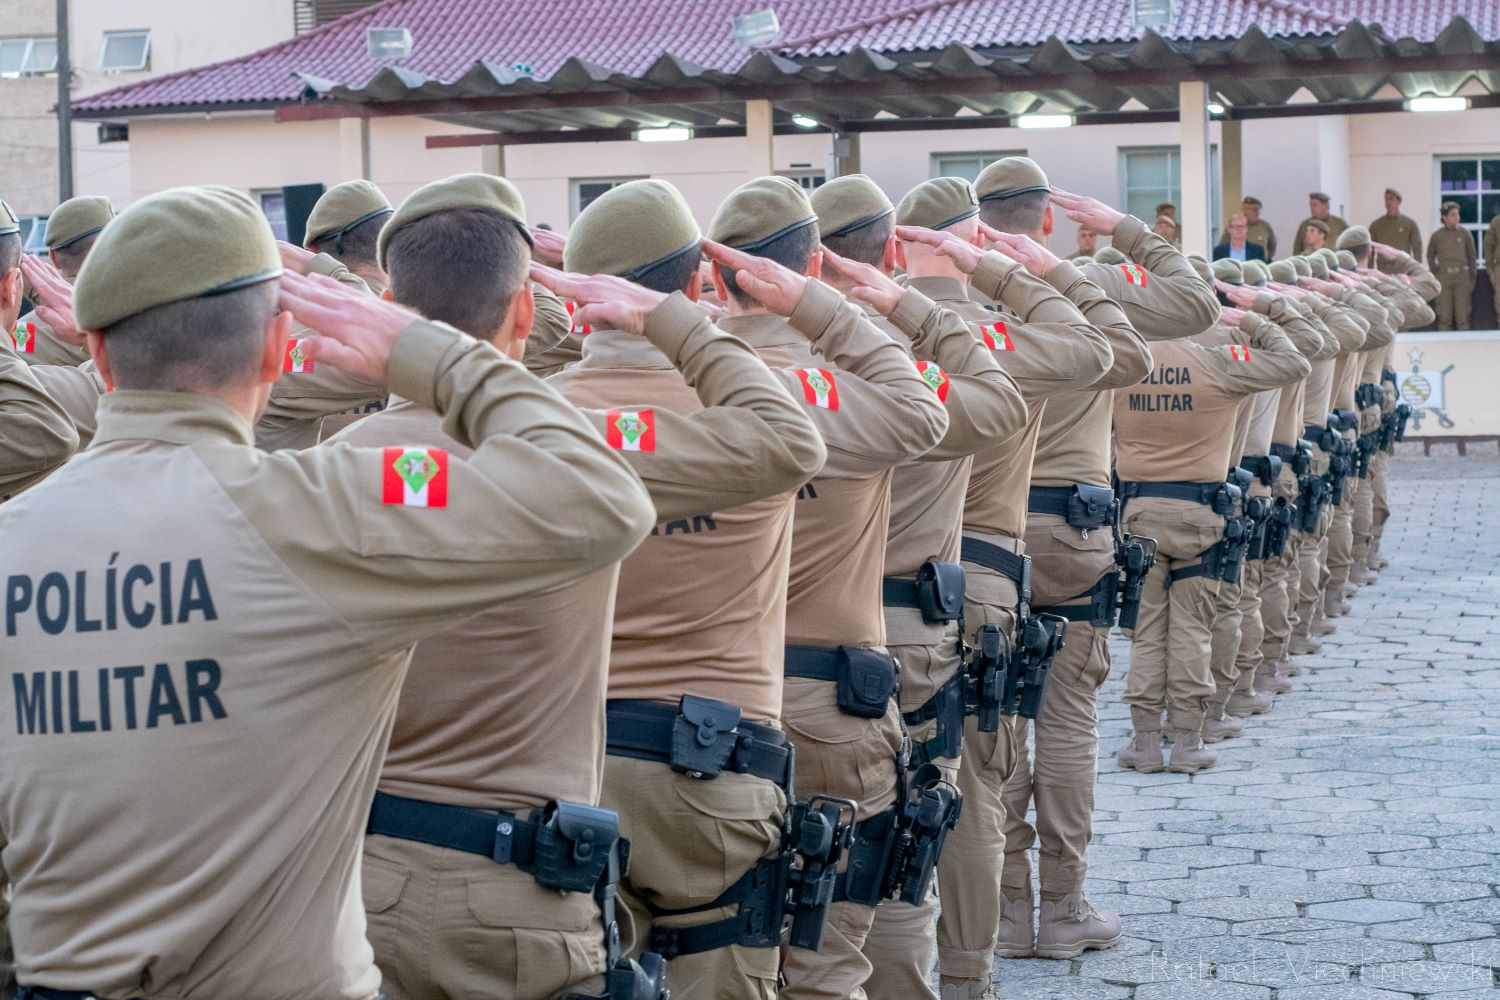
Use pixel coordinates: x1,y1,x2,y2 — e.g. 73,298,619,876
1405,96,1468,113
1207,102,1226,117
636,126,693,142
791,114,819,129
1016,113,1073,129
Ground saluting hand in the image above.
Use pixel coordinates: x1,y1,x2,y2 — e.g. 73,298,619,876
819,247,903,315
19,255,87,347
278,270,418,382
982,225,1063,277
276,241,316,274
1215,281,1259,309
528,262,668,335
1050,188,1126,236
530,227,567,268
1368,241,1400,261
895,225,985,273
1219,307,1247,327
700,239,809,316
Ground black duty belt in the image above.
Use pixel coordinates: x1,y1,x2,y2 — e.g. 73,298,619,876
606,698,791,789
1026,485,1076,519
1270,442,1298,462
1117,480,1223,505
784,644,846,682
959,536,1027,584
1240,454,1280,486
369,791,552,863
1304,425,1338,451
881,577,924,610
1026,484,1117,530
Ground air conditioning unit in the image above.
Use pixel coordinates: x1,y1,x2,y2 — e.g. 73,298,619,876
367,27,412,60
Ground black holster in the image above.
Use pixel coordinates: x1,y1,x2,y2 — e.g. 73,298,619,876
1116,533,1158,630
1265,497,1295,558
836,647,900,719
1242,495,1273,561
904,669,966,767
835,764,961,907
1298,474,1328,533
1006,613,1064,719
1394,402,1412,442
1067,484,1117,530
913,559,966,623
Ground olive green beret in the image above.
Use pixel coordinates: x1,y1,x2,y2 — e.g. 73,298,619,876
1211,259,1244,285
1313,248,1340,271
1093,246,1128,265
378,173,530,271
1187,254,1213,283
1305,218,1330,235
1309,191,1331,203
1242,196,1262,207
1307,254,1329,278
895,176,980,232
974,156,1050,204
1242,260,1271,286
74,185,279,332
304,179,392,250
1290,256,1312,278
45,195,114,250
1336,249,1359,271
0,199,18,237
1268,259,1297,284
565,179,700,281
709,176,817,251
811,175,893,240
1335,225,1371,250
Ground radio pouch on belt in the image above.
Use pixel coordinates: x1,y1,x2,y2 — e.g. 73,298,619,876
913,559,966,623
835,646,899,719
670,695,742,778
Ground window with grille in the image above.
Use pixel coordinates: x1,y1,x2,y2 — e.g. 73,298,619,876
1436,156,1500,265
1119,145,1221,235
931,151,1026,183
570,177,646,221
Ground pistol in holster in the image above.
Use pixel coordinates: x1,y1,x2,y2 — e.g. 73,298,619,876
1115,533,1157,631
836,765,962,908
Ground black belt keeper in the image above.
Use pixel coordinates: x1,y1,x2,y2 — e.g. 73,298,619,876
606,698,792,789
785,644,899,719
1167,541,1226,585
1117,480,1224,505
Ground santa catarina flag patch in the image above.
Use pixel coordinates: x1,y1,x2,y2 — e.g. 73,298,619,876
980,322,1013,351
283,339,314,372
606,409,656,452
1120,263,1148,287
1229,344,1251,361
382,447,449,508
797,367,840,410
566,300,591,335
11,322,36,353
915,360,950,402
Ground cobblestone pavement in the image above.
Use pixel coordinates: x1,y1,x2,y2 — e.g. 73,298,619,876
994,452,1500,999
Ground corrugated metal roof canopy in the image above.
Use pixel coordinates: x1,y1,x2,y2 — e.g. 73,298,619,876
270,18,1500,136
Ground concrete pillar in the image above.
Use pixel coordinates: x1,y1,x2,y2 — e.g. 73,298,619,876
745,99,774,179
1315,117,1351,220
1220,117,1243,234
481,143,506,177
833,130,861,178
1178,80,1211,259
338,117,371,179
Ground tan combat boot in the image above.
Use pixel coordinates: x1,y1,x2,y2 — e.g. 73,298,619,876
1166,711,1217,773
1227,684,1274,716
939,977,999,1000
1310,603,1337,637
995,890,1035,958
1279,654,1302,677
1116,708,1165,773
1255,659,1293,694
1034,893,1122,959
1369,540,1390,571
1202,690,1246,743
1324,590,1351,618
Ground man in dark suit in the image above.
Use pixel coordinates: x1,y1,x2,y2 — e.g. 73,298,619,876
1212,213,1267,262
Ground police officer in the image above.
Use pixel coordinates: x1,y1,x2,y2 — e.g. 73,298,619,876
1368,189,1423,273
12,195,113,368
328,174,825,1000
704,175,953,1000
0,199,77,500
1293,192,1348,256
1428,201,1476,330
16,255,114,449
0,184,658,1000
1114,296,1311,772
1242,197,1277,260
1485,212,1500,301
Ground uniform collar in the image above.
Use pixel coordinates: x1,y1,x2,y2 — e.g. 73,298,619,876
905,274,968,303
717,312,804,350
93,391,255,448
577,328,674,370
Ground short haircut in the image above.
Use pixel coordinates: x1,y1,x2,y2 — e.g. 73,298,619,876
1442,201,1460,217
979,190,1049,237
631,244,701,296
0,233,20,275
385,208,529,340
719,224,820,308
1227,214,1247,227
103,282,277,392
1348,244,1371,265
311,212,386,268
52,231,100,278
820,215,895,267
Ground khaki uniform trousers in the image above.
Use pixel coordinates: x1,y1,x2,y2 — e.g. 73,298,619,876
1120,497,1226,722
1435,273,1473,330
1351,466,1376,568
1207,564,1244,692
363,833,607,1000
935,542,1022,982
601,756,786,1000
779,678,904,1000
1256,466,1304,663
1298,503,1336,627
1228,559,1265,695
863,622,962,1000
1001,512,1117,903
1371,448,1392,546
1321,477,1358,598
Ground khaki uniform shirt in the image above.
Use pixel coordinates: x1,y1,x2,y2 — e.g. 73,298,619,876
524,293,587,378
1115,314,1311,482
1369,213,1423,272
0,318,656,1000
0,339,78,501
335,293,822,809
11,313,90,368
1293,214,1349,256
1267,299,1336,447
30,362,107,450
1427,226,1476,289
1300,296,1368,428
1485,216,1500,291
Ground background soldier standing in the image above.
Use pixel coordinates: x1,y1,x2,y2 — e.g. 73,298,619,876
1428,201,1476,330
1293,192,1348,256
1368,189,1423,274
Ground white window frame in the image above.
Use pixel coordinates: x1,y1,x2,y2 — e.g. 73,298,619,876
99,29,151,73
570,176,645,221
1435,154,1500,267
930,150,1026,183
1118,144,1222,236
254,189,290,242
0,36,58,78
777,168,827,192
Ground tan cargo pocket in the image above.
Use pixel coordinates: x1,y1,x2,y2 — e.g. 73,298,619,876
362,855,408,914
467,869,598,932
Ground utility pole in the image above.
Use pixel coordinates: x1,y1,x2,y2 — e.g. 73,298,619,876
57,0,74,202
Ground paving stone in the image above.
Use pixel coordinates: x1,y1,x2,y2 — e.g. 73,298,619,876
1119,913,1231,941
1305,899,1426,923
1271,988,1417,1000
1432,938,1500,967
1433,896,1500,921
989,978,1130,1000
1355,959,1495,994
1176,897,1300,921
1143,846,1257,869
1133,983,1270,999
1368,917,1494,944
1372,880,1495,903
1097,830,1207,849
1377,847,1495,869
